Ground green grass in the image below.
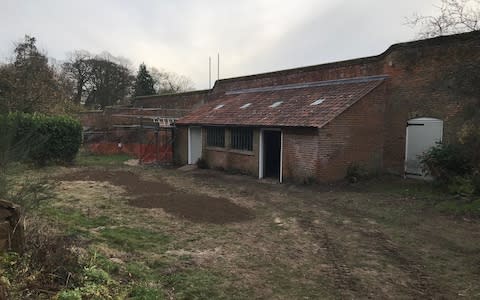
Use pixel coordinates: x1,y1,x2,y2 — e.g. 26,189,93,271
435,198,480,217
99,226,171,252
90,251,121,275
129,286,165,300
361,177,441,200
161,269,224,300
75,151,132,166
41,206,112,236
364,177,480,218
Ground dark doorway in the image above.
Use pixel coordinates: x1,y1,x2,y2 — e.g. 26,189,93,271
263,130,281,180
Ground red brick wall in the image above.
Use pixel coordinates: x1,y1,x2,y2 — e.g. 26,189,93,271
79,32,480,181
79,107,192,131
281,84,386,182
77,111,106,129
212,59,383,96
282,127,319,182
314,84,386,181
211,32,480,179
202,128,259,176
133,90,210,109
380,33,480,173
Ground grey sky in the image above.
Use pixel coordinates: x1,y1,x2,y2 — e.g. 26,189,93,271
0,0,439,89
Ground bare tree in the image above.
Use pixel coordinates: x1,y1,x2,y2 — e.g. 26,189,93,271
407,0,480,38
150,67,194,94
63,51,135,108
62,51,93,105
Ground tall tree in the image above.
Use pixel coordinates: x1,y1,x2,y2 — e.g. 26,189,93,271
0,65,13,114
0,35,71,114
407,0,480,38
62,51,93,105
84,58,134,109
133,63,156,97
63,51,134,108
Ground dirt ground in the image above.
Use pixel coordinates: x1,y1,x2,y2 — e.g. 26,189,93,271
59,170,253,224
46,165,480,299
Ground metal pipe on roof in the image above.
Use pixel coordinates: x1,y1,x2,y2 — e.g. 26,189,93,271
209,56,212,89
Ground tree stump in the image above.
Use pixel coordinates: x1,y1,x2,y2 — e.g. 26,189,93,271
0,199,25,253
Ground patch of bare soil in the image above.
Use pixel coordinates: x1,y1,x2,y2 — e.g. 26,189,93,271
57,169,254,224
133,194,254,224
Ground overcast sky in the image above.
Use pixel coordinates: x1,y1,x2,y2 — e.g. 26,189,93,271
0,0,441,89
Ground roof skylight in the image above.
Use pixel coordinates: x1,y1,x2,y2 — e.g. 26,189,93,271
310,98,325,106
214,104,224,110
240,103,252,109
269,101,283,108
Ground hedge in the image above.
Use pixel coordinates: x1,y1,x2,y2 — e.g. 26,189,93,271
0,113,82,165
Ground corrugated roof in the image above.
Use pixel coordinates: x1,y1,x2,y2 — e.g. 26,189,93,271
176,75,387,128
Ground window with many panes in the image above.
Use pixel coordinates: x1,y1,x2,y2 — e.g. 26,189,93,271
230,127,253,151
206,127,225,148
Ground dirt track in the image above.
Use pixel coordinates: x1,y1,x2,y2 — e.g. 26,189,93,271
54,167,480,298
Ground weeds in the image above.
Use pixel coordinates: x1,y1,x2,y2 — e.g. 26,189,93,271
0,226,82,298
346,163,369,183
129,285,164,299
8,176,55,210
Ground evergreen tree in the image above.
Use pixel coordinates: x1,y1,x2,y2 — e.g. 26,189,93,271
133,63,156,97
0,35,70,114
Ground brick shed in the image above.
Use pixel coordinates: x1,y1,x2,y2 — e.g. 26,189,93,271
173,31,480,183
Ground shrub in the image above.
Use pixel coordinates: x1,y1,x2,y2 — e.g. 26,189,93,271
57,289,82,300
346,163,368,183
83,266,111,285
0,113,82,166
420,143,472,183
26,226,82,287
473,173,480,195
421,142,480,198
447,176,476,196
28,114,82,165
458,121,480,167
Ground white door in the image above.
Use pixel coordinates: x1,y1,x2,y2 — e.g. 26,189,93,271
405,118,443,177
188,127,202,164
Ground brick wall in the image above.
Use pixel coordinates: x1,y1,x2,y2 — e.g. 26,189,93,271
380,32,480,173
281,84,386,182
282,127,319,182
133,90,210,109
77,111,106,129
314,83,386,181
79,32,479,181
210,32,480,179
212,60,383,96
202,128,259,176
